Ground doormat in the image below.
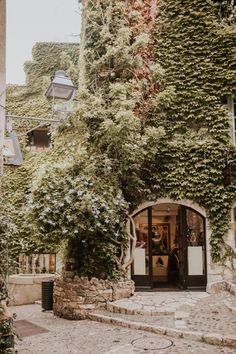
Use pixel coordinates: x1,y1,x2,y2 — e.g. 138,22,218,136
14,320,49,337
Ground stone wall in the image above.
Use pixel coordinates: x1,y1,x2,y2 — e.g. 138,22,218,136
53,275,135,320
8,274,55,305
207,280,236,297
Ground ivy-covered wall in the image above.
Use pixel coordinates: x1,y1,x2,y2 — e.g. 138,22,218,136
150,0,236,265
78,0,236,270
2,42,79,256
3,1,236,281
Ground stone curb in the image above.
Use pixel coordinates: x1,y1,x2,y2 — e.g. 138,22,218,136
88,312,236,348
106,302,174,316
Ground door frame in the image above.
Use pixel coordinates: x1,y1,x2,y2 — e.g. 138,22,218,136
131,203,207,289
185,206,207,288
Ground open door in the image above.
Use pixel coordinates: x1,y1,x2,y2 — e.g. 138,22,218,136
131,207,152,288
185,208,207,288
177,205,207,288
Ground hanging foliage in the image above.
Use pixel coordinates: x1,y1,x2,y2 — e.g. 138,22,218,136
3,1,236,281
0,203,18,353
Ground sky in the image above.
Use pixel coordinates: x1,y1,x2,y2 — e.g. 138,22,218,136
6,0,81,84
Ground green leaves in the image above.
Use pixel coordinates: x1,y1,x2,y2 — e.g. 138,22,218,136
3,0,236,280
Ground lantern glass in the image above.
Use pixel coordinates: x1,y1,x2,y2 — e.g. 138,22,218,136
45,70,76,100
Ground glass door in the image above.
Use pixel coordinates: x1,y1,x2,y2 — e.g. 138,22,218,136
132,207,152,287
186,208,207,287
132,204,207,289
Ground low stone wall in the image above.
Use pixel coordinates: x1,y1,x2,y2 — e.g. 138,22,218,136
8,274,55,305
53,275,135,320
207,280,236,297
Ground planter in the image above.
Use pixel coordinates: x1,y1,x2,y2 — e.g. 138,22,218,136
53,275,135,320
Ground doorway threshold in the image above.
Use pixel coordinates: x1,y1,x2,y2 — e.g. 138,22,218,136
135,285,206,292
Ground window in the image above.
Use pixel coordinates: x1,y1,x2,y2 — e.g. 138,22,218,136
19,253,56,274
27,128,51,151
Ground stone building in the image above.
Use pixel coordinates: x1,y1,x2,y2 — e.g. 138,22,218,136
77,0,236,291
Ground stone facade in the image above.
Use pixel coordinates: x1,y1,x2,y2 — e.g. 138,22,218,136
53,274,135,320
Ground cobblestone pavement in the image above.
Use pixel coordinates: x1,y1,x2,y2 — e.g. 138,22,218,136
10,304,236,354
178,292,236,335
105,291,236,336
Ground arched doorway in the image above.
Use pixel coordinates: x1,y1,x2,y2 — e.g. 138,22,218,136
131,203,207,289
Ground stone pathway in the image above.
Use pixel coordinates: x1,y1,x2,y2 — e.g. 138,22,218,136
10,303,236,353
90,291,236,348
107,291,211,315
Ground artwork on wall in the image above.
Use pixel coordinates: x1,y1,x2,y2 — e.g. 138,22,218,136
139,223,170,255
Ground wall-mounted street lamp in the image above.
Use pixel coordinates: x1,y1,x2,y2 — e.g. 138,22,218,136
45,70,76,101
3,71,77,166
45,70,77,121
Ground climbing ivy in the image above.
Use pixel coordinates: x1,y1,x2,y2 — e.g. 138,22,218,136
0,203,18,353
2,42,79,257
3,1,236,281
150,0,236,266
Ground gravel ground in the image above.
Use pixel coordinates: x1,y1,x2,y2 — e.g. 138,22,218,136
9,304,236,354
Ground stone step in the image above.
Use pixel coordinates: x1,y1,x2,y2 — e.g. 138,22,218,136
89,310,236,349
106,301,174,316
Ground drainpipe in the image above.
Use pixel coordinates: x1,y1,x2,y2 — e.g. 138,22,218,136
0,0,6,182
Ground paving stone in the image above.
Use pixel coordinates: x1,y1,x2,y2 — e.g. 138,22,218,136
175,311,189,319
175,319,187,329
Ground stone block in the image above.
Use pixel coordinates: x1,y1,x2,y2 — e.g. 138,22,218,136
203,333,223,346
206,281,227,294
222,335,236,348
182,331,203,341
166,328,183,338
73,309,88,320
152,326,167,335
78,304,97,310
89,313,112,324
106,302,114,312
